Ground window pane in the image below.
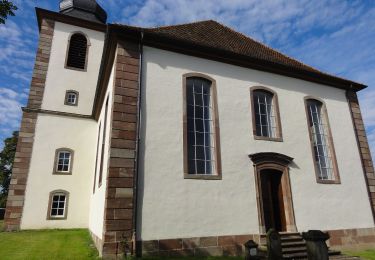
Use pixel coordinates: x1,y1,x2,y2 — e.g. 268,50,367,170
188,160,196,174
196,146,205,160
195,119,204,133
51,209,57,216
196,160,205,174
195,106,203,119
196,132,204,145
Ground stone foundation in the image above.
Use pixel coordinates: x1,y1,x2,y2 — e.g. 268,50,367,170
139,234,260,257
90,231,104,257
137,228,375,257
327,227,375,251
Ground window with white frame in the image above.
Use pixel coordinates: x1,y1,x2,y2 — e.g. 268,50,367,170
54,149,73,174
48,190,69,219
252,90,278,138
65,91,78,106
306,99,337,181
186,77,216,175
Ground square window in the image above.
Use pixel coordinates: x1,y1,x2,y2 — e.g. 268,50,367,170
65,91,78,106
49,193,67,218
55,150,72,174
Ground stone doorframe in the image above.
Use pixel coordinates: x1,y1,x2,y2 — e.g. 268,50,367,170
249,152,297,234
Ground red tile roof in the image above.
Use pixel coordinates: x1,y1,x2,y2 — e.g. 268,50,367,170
113,20,366,90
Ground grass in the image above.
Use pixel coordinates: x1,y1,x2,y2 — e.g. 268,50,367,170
0,225,371,260
0,220,3,230
345,249,375,260
142,256,244,260
0,228,99,260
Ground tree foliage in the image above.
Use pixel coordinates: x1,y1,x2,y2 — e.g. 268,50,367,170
0,0,17,24
0,131,18,207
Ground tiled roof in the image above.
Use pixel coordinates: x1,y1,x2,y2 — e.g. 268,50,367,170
113,20,365,90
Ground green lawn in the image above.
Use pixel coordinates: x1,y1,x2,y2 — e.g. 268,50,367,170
0,225,372,260
345,249,375,260
141,256,244,260
0,228,99,260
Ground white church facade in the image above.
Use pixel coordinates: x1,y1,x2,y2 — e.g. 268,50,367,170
4,0,375,258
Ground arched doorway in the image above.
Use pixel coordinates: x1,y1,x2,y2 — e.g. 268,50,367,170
249,152,297,234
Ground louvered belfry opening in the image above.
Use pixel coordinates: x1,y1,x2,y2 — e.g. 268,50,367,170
66,33,88,70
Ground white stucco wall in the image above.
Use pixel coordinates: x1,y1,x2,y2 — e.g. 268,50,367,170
138,46,374,240
41,22,105,115
21,114,97,229
88,62,115,239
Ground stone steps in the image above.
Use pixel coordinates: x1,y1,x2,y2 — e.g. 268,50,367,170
280,233,308,259
260,232,361,260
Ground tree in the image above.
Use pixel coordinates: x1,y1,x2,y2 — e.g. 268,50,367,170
0,131,18,208
0,0,17,24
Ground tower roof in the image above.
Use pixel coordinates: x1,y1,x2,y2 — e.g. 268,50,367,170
59,0,107,24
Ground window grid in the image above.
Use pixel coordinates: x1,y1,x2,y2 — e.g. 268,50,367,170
57,151,71,172
50,194,66,218
67,93,77,105
187,78,215,175
308,101,334,180
254,91,277,138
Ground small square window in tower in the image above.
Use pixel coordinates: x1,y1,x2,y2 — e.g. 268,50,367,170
65,91,79,106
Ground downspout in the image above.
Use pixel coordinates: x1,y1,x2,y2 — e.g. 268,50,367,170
132,30,144,257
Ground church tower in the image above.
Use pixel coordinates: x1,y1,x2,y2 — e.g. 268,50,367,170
4,0,108,246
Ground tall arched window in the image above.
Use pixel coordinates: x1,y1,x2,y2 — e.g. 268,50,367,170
183,73,222,179
305,98,340,183
66,32,89,70
251,87,283,141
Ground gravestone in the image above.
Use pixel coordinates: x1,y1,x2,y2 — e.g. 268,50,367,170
266,229,282,260
302,230,330,260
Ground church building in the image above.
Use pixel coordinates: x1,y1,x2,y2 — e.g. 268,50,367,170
4,0,375,258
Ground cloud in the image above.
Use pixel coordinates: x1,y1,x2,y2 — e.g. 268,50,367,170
0,88,24,147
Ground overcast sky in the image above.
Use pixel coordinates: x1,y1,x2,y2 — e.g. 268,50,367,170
0,0,374,161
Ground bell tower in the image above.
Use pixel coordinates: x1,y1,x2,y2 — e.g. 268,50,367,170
59,0,107,23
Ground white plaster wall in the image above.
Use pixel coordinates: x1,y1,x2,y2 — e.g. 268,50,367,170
138,46,374,240
88,63,115,239
41,22,105,115
21,114,97,229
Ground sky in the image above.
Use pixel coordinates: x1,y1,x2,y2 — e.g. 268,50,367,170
0,0,374,161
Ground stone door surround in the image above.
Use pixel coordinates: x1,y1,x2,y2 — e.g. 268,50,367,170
249,152,297,234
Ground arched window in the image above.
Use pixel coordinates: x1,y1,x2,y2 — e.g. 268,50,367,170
251,87,282,141
54,148,74,175
183,73,222,179
305,98,340,183
64,90,79,106
65,32,89,70
47,190,69,219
